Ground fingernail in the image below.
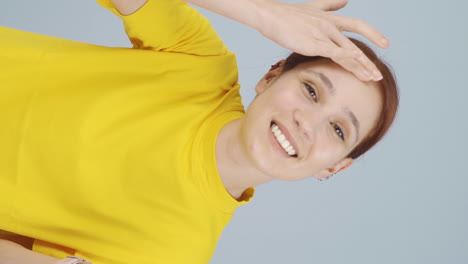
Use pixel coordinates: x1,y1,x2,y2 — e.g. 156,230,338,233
373,70,383,81
381,38,389,47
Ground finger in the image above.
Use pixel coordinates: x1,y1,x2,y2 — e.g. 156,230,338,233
333,56,374,82
328,30,383,80
310,0,348,11
355,50,383,81
331,14,390,49
304,38,358,59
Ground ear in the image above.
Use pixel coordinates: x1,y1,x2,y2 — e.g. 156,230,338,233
255,59,286,94
313,158,353,180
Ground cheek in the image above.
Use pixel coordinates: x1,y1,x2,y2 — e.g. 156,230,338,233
308,134,346,168
271,86,301,109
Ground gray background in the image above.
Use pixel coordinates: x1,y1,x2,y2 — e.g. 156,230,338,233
1,0,467,263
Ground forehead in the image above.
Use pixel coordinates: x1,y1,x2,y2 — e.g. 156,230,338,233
293,60,382,144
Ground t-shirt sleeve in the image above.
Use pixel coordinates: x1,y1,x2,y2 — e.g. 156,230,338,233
97,0,228,56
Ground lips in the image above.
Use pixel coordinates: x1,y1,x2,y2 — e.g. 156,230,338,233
270,120,299,158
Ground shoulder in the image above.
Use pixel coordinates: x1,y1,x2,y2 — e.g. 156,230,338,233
107,0,148,16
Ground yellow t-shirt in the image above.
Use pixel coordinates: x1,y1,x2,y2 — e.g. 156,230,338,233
0,0,254,263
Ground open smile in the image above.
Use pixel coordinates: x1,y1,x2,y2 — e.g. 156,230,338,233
269,121,299,158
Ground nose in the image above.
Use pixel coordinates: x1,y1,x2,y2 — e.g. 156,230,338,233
293,107,332,142
293,109,315,141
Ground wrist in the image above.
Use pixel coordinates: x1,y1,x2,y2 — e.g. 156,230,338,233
248,0,273,31
254,0,282,38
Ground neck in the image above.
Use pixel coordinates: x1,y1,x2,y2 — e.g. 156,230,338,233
215,117,272,200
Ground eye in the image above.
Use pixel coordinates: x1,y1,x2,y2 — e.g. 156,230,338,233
331,123,345,141
304,82,318,102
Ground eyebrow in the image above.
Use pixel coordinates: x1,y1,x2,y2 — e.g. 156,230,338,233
344,107,360,145
304,69,335,95
318,72,335,95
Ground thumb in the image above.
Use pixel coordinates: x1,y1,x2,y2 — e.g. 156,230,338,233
310,0,348,11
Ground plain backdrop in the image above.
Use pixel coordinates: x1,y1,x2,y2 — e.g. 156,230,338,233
1,0,467,263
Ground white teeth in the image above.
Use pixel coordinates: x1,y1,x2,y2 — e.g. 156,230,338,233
277,134,286,142
271,123,297,156
279,139,290,149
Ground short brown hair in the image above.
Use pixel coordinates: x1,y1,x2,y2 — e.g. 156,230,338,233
282,38,399,159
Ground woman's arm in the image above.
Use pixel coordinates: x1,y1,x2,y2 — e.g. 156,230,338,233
0,239,59,264
185,0,387,81
0,230,34,250
107,0,386,81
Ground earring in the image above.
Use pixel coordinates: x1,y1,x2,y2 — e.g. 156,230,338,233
317,174,335,182
270,62,281,70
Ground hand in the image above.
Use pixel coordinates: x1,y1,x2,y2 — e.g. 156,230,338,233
258,0,389,81
0,239,59,264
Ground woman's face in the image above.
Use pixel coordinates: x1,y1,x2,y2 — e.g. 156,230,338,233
241,59,382,181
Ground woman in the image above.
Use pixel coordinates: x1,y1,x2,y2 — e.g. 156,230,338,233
0,0,398,263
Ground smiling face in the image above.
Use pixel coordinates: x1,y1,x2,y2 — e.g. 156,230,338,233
241,59,382,181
